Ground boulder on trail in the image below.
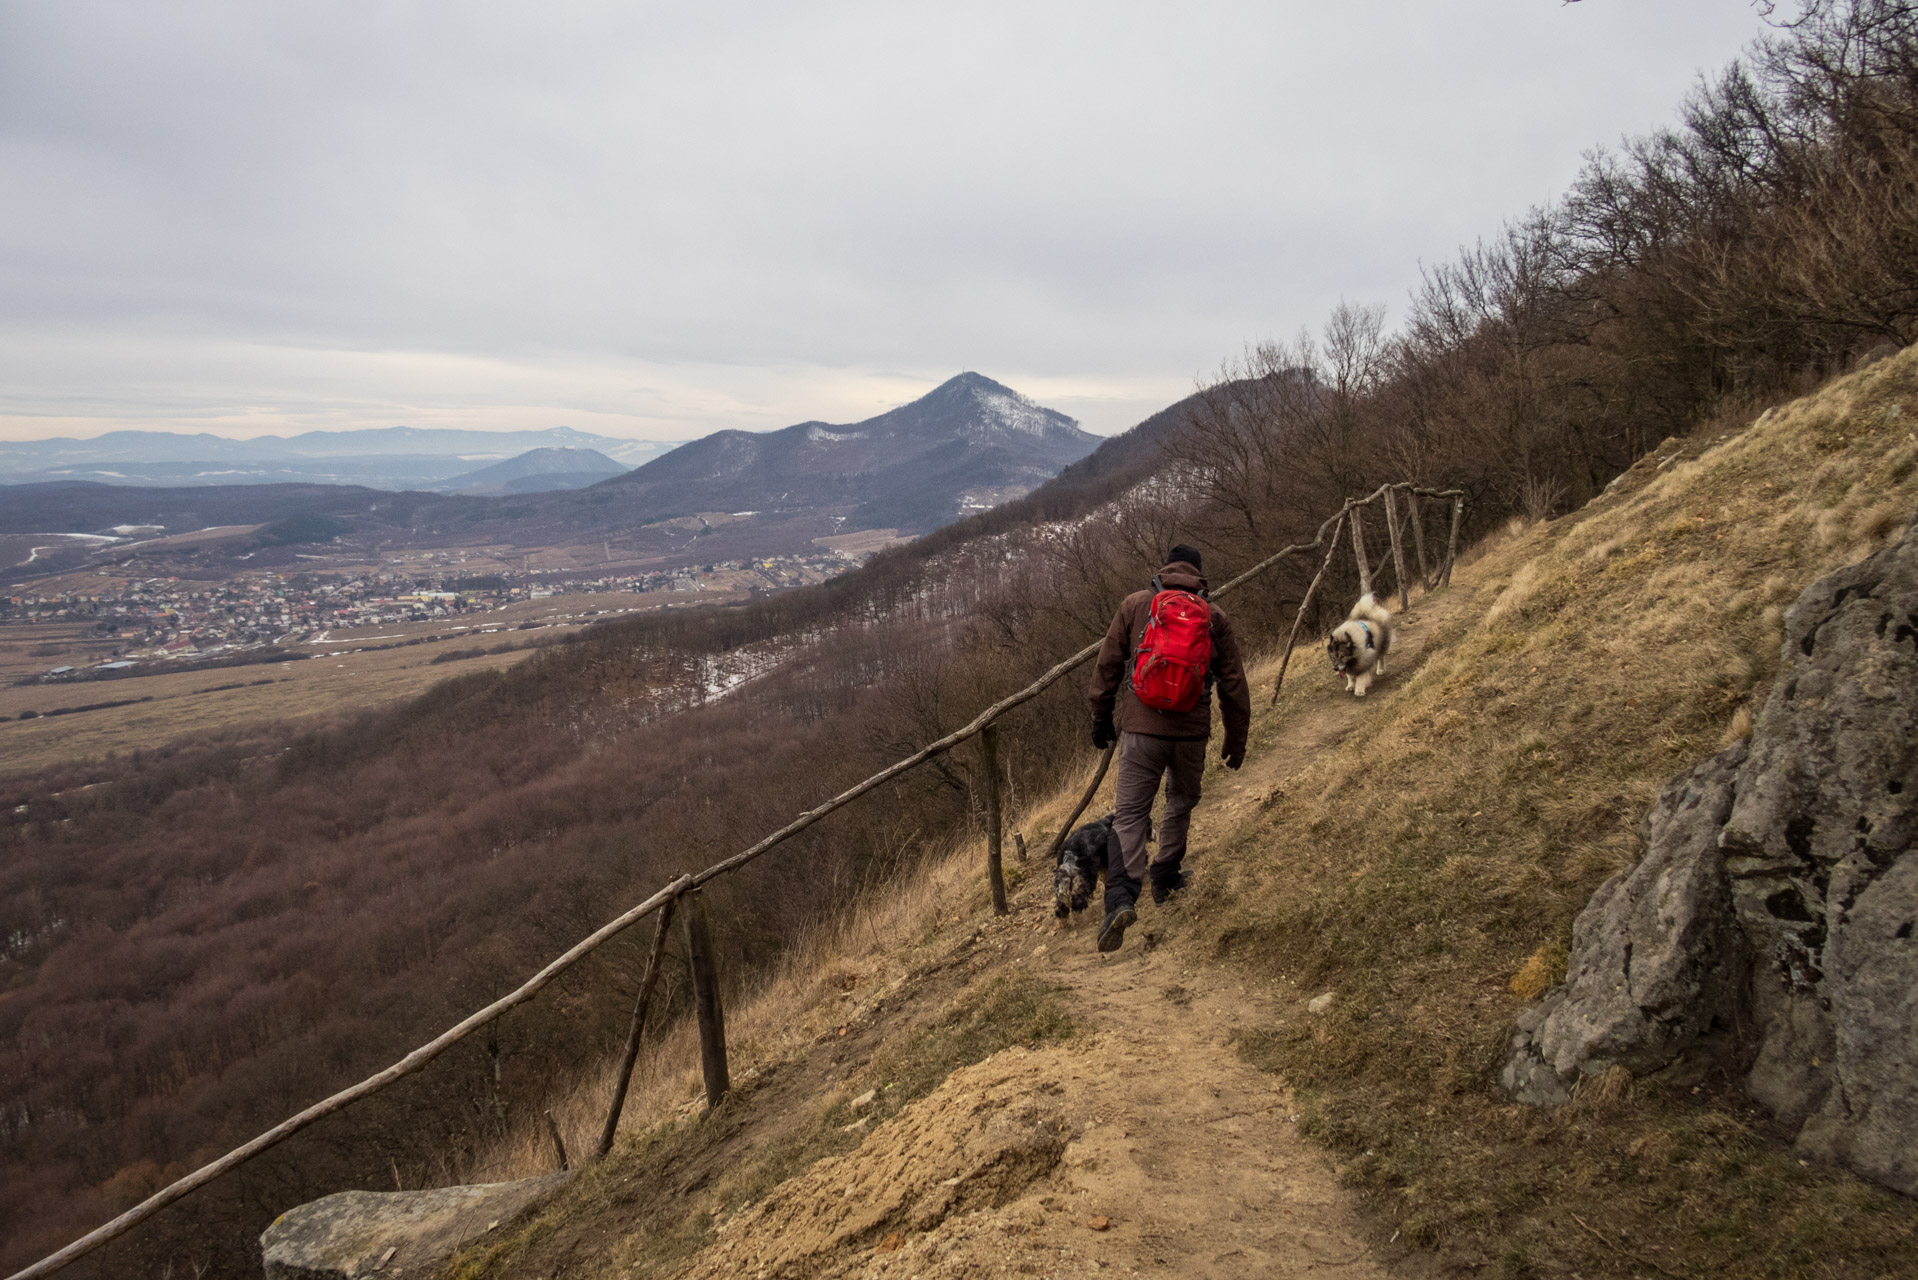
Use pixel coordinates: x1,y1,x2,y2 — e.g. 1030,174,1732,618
260,1174,569,1279
1500,512,1918,1196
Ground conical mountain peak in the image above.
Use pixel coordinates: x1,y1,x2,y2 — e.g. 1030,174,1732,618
873,373,1081,441
601,373,1098,531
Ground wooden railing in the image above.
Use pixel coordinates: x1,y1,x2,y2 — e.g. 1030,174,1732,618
7,480,1462,1280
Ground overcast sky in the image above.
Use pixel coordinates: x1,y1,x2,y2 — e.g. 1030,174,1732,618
0,1,1774,444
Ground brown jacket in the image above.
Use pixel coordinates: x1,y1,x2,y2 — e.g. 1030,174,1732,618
1087,561,1250,755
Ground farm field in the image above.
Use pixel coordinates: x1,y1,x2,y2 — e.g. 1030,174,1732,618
0,588,743,776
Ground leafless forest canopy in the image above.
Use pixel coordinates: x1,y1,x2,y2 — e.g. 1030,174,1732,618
6,3,1918,1273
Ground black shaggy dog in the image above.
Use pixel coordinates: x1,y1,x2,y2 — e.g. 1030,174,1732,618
1054,812,1116,918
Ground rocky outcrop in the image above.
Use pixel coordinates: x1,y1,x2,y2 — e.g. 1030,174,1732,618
1501,513,1918,1196
260,1174,569,1279
1722,513,1918,1193
1500,743,1750,1106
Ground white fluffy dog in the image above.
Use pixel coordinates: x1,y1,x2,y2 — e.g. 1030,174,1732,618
1327,592,1394,696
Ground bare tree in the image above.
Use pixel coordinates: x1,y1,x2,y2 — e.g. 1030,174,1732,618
1168,300,1389,546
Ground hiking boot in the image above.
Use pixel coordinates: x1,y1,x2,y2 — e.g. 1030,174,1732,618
1149,869,1188,905
1097,903,1137,953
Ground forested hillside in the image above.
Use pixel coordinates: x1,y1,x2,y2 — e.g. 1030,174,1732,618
6,3,1918,1275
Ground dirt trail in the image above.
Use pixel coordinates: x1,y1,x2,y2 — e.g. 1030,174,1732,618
679,595,1466,1280
1204,587,1456,828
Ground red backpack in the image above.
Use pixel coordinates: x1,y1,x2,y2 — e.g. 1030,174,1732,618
1130,588,1213,712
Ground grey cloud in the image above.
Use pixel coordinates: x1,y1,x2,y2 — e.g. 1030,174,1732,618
0,1,1769,438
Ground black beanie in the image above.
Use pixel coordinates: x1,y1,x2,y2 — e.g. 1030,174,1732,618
1168,543,1203,570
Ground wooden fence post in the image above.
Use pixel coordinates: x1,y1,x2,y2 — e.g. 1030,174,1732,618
683,889,730,1110
1014,831,1027,863
980,724,1009,916
543,1110,570,1172
1443,495,1464,587
1271,510,1347,705
596,893,679,1160
1042,743,1116,868
1409,492,1432,589
1349,504,1373,597
1384,487,1410,613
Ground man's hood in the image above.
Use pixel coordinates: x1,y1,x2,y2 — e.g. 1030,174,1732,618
1157,561,1208,593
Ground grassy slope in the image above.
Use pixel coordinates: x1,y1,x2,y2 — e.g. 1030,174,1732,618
1207,349,1918,1278
438,839,1079,1279
438,351,1918,1280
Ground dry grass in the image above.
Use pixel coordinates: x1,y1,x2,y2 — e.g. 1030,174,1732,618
439,819,1077,1280
426,747,1125,1280
444,967,1074,1280
1206,349,1918,1277
456,804,1067,1188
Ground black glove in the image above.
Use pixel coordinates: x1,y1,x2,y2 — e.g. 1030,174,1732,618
1091,712,1116,751
1223,745,1245,770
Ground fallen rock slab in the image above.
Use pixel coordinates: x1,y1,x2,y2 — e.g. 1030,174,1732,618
260,1174,569,1279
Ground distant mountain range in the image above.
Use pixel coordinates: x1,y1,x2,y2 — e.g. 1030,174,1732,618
0,426,671,490
0,375,1105,578
432,447,629,496
598,372,1099,531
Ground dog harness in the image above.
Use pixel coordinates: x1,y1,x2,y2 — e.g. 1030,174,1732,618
1357,621,1374,649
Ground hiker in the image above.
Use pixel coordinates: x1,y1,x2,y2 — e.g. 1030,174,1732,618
1086,543,1250,952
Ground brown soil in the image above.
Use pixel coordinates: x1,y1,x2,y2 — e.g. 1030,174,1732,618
686,962,1387,1280
683,594,1473,1279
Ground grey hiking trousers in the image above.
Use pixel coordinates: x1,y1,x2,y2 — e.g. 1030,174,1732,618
1106,732,1206,911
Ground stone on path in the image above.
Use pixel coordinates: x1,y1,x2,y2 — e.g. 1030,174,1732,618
260,1174,569,1279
